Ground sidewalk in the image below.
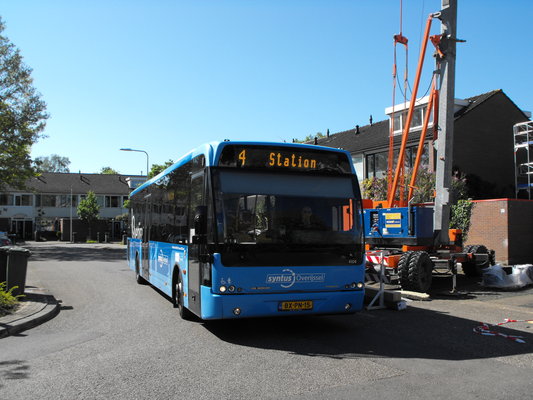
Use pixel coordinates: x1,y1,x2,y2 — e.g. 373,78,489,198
0,286,59,339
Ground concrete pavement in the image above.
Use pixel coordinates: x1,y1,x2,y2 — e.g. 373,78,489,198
0,286,59,339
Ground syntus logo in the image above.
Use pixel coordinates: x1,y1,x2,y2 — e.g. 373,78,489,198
266,269,325,289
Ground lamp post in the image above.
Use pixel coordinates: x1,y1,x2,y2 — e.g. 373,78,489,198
120,148,150,178
70,186,73,243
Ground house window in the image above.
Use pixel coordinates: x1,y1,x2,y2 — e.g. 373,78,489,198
0,194,14,206
365,152,388,179
41,195,57,207
58,195,70,207
105,196,121,208
391,106,432,135
412,108,423,129
14,194,33,206
365,144,432,179
392,112,407,135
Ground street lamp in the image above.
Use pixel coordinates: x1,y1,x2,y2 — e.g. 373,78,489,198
120,148,150,177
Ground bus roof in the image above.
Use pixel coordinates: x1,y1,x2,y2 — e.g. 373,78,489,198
130,141,353,197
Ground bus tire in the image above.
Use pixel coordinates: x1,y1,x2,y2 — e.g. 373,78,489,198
135,254,146,284
174,272,194,321
400,251,433,293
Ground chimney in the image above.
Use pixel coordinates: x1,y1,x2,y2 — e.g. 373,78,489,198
369,115,373,126
326,128,330,138
355,125,360,134
314,137,318,145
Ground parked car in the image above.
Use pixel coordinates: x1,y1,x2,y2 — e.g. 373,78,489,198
0,232,13,246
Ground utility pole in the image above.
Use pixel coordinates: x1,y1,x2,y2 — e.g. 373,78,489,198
434,0,458,245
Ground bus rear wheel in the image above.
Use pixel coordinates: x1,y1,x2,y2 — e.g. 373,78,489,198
174,274,194,321
135,255,146,284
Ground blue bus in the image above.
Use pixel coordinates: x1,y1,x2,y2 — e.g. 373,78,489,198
126,141,365,320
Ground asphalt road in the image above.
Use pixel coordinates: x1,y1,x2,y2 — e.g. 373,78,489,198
1,242,533,399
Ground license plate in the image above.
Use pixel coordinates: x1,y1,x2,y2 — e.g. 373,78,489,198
279,300,313,311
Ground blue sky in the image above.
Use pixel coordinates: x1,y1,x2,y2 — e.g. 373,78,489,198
2,0,532,175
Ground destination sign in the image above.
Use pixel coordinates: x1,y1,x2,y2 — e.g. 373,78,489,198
218,145,352,173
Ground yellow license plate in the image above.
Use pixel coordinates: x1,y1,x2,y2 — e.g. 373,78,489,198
279,300,313,311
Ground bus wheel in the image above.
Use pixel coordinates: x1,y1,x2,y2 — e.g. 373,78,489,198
174,274,194,321
399,251,433,293
135,255,145,284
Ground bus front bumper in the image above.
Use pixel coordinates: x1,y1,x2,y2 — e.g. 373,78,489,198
199,286,364,320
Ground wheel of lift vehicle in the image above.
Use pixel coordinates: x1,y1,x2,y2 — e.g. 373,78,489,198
397,251,415,287
174,273,195,321
461,244,488,277
472,245,490,273
399,251,433,293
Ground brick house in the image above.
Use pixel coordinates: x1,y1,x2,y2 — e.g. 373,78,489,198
316,89,530,199
314,89,532,264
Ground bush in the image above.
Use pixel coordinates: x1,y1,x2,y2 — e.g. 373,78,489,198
0,282,21,317
361,169,437,203
361,177,388,201
450,199,474,240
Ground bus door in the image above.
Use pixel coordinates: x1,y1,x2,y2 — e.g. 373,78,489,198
188,171,204,316
141,193,151,280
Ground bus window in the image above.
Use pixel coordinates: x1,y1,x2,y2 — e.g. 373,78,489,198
212,169,363,266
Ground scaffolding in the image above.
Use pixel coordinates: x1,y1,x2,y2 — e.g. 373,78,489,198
514,121,533,199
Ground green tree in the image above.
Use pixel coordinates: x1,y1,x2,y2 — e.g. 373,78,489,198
293,132,325,144
0,18,48,190
148,160,174,178
77,191,101,240
100,166,119,174
33,154,71,172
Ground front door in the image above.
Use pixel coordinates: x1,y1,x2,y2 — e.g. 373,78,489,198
11,219,33,240
187,171,204,316
142,193,151,279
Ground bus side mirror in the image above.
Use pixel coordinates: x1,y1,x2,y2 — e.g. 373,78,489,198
194,206,207,235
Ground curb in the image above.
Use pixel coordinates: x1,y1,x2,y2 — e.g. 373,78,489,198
0,290,59,339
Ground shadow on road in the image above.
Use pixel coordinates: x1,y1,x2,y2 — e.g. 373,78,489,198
0,360,30,389
204,306,533,361
24,243,126,262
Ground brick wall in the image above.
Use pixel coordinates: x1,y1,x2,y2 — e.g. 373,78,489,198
466,199,533,264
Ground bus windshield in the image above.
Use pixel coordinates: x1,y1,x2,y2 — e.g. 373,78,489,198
212,169,363,266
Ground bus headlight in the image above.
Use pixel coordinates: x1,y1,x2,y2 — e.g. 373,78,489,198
228,285,235,292
356,282,364,289
219,285,227,293
345,303,352,311
233,308,241,315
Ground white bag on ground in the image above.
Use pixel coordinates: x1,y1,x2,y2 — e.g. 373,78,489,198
481,264,533,290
